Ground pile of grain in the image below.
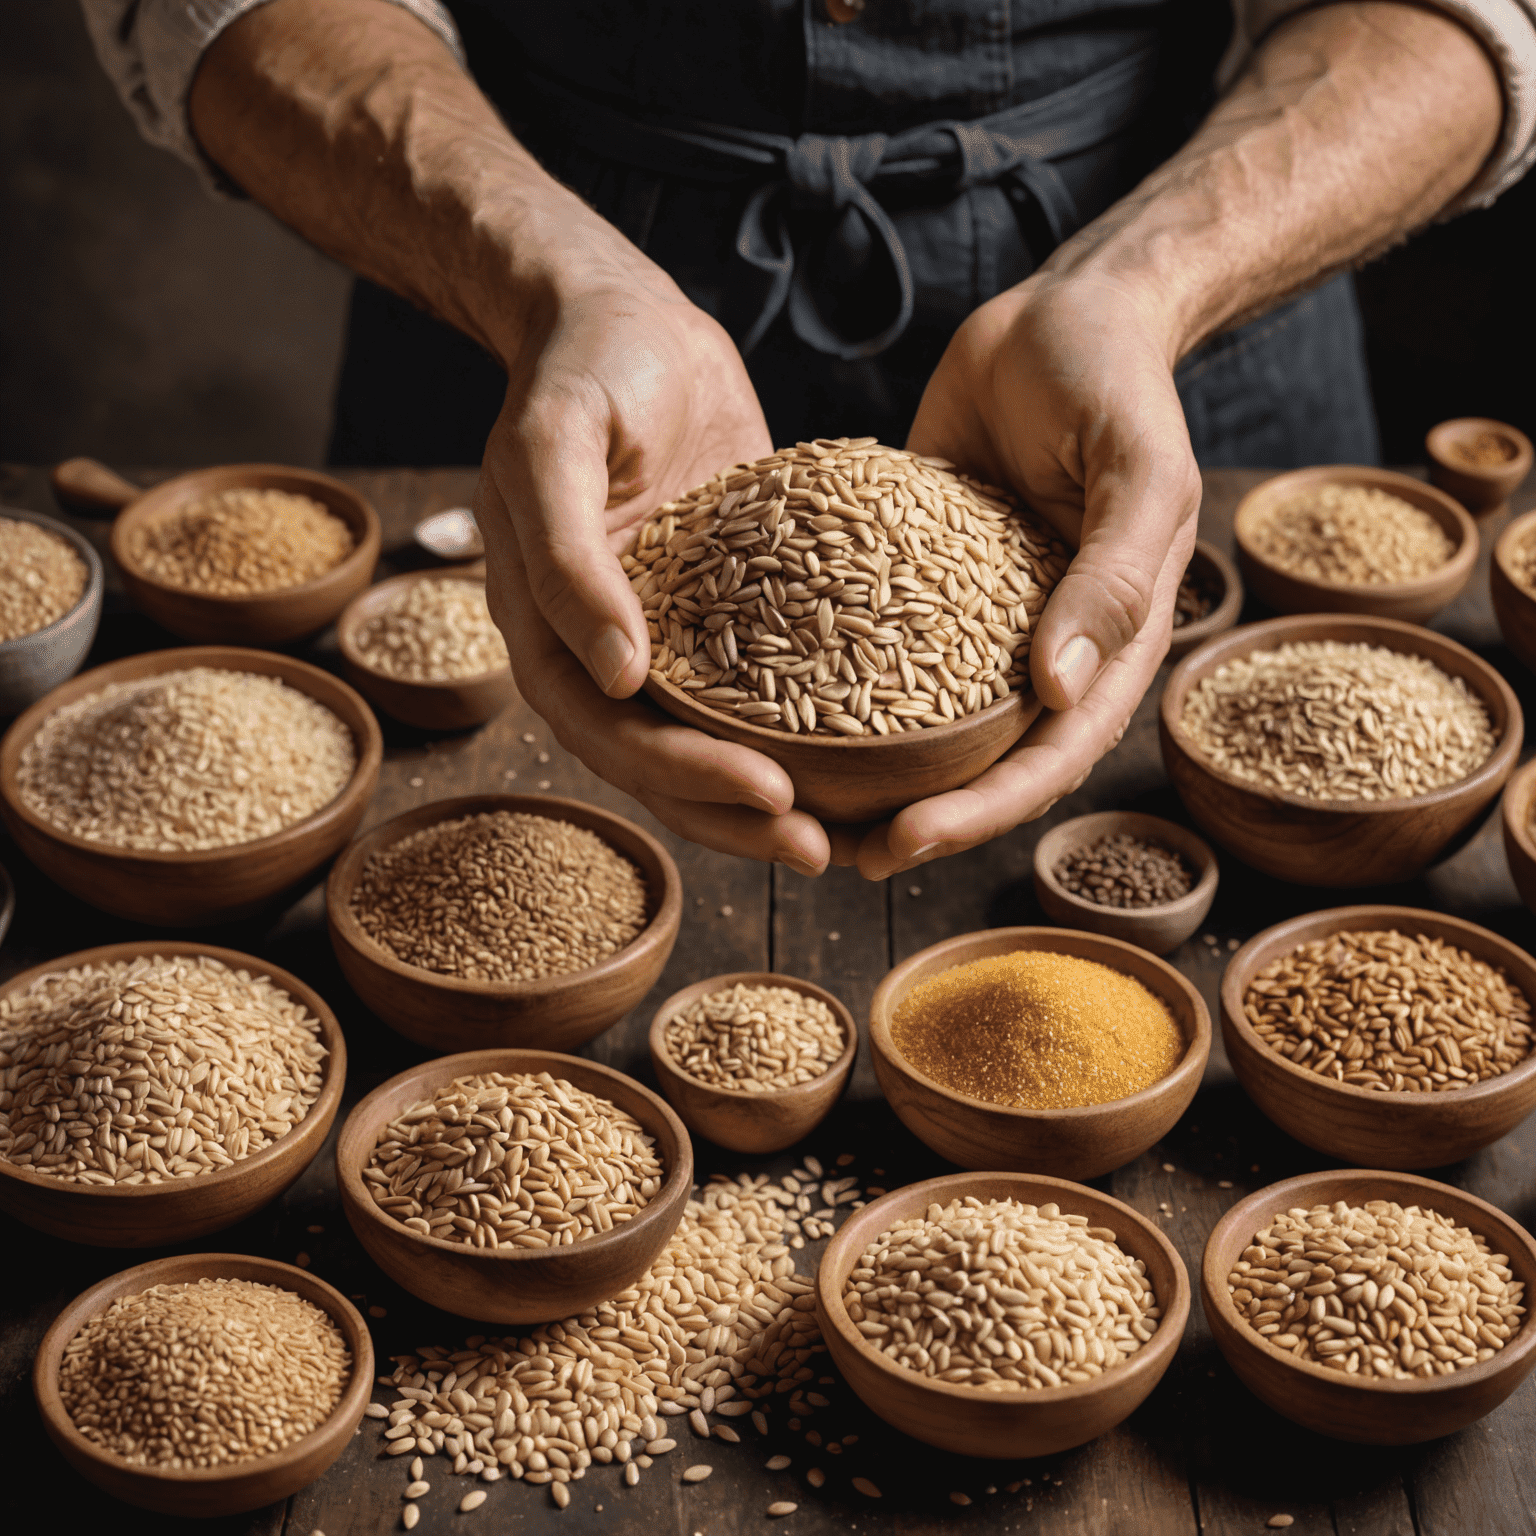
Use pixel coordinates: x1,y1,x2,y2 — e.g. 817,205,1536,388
1248,484,1453,585
1506,534,1536,597
665,982,845,1091
0,516,88,640
61,1277,351,1466
1447,432,1518,469
354,577,509,681
1173,563,1220,629
1053,833,1193,908
1179,640,1496,801
351,810,648,983
128,487,354,594
1228,1198,1525,1377
627,439,1067,737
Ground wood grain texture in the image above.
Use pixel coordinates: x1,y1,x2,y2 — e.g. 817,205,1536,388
1427,419,1534,520
1167,539,1243,662
0,507,103,715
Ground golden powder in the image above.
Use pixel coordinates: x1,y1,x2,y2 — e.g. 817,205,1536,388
891,951,1184,1109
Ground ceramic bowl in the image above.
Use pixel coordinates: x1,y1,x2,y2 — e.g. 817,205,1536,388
335,1048,693,1323
1427,418,1533,519
1490,507,1536,676
0,507,104,715
1159,614,1521,886
868,927,1210,1180
816,1171,1189,1457
1167,539,1244,663
1202,1169,1536,1443
33,1253,372,1515
0,646,383,925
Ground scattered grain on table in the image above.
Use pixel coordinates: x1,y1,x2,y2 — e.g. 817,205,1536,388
1248,483,1452,585
666,981,844,1091
0,515,87,640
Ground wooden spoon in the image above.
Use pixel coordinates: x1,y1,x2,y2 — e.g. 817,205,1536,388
50,457,143,517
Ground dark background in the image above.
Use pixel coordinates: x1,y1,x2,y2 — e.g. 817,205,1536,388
3,0,1533,472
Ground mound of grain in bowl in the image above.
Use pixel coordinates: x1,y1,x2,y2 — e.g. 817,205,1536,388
1174,560,1221,629
1243,928,1532,1092
626,438,1068,737
0,953,326,1182
1054,832,1194,909
666,981,844,1091
127,486,354,595
351,810,647,983
1180,640,1496,802
16,666,355,850
1506,532,1536,598
0,515,89,641
1247,483,1453,585
893,951,1183,1109
354,576,509,680
60,1276,351,1466
845,1196,1160,1388
1229,1198,1526,1378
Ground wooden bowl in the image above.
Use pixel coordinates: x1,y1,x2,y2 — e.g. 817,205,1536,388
336,1047,693,1323
1032,811,1219,956
1427,417,1534,519
647,972,857,1153
0,646,383,925
326,793,682,1052
109,464,380,645
868,927,1210,1180
1220,905,1536,1168
1202,1169,1536,1443
0,508,104,716
644,672,1043,824
1501,755,1536,918
815,1171,1189,1458
0,940,346,1244
1167,539,1243,663
336,566,515,730
1233,466,1477,624
1159,614,1522,886
33,1253,372,1515
1490,507,1536,676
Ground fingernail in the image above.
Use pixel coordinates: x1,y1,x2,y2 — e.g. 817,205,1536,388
1054,634,1101,704
742,792,780,814
588,625,635,694
907,842,941,863
779,853,822,878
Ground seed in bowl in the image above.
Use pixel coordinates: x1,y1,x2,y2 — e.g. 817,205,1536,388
1228,1198,1526,1377
1247,483,1453,585
1173,562,1220,629
1053,833,1194,909
1447,431,1519,469
354,577,509,681
626,438,1068,737
1507,532,1536,599
0,516,88,641
60,1276,351,1466
0,953,326,1182
666,982,844,1091
351,810,647,982
16,666,356,850
844,1197,1160,1388
1179,640,1496,801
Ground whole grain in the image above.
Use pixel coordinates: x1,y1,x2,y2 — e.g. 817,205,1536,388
354,578,509,681
665,982,845,1092
1506,533,1536,598
1053,833,1194,908
1173,562,1220,629
1248,484,1452,585
0,516,88,640
1447,432,1518,469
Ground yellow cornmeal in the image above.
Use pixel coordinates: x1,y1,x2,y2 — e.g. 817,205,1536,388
891,951,1183,1109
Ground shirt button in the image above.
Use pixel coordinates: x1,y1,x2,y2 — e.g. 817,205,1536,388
825,0,865,22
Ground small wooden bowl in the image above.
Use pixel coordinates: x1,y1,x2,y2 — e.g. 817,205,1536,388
336,1047,693,1323
869,928,1210,1180
1491,507,1536,677
0,508,104,716
816,1171,1189,1458
33,1253,372,1515
0,646,383,925
1167,539,1243,663
1233,466,1477,624
647,972,857,1153
1427,417,1533,520
109,464,380,645
1501,755,1536,918
1202,1169,1536,1443
0,940,346,1244
1159,614,1522,886
326,793,682,1052
337,566,515,730
1220,905,1536,1168
1032,811,1219,956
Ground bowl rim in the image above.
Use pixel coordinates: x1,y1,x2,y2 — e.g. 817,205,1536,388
1501,753,1536,879
1171,538,1244,649
1492,507,1536,598
868,926,1212,1123
816,1170,1189,1407
335,1046,694,1265
1219,903,1536,1110
0,644,384,867
0,939,347,1204
32,1252,373,1487
0,505,105,653
1031,810,1219,922
1160,612,1523,815
325,791,683,1000
1201,1168,1536,1396
1426,417,1535,482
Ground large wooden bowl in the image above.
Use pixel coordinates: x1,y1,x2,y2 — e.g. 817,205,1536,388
1427,417,1533,520
1491,508,1536,677
1159,614,1521,886
1167,539,1244,663
0,507,104,716
0,646,383,925
1202,1169,1536,1443
648,971,857,1153
326,793,682,1052
816,1172,1188,1458
869,928,1210,1180
32,1253,372,1515
1233,466,1476,625
1220,906,1536,1168
336,1048,693,1323
109,464,380,645
0,940,346,1245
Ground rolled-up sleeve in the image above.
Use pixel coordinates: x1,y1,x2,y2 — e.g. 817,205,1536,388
79,0,465,195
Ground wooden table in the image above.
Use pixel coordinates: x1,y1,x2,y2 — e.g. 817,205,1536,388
2,463,1533,1536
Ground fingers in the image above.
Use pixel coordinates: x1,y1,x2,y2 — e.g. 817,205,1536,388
634,788,831,874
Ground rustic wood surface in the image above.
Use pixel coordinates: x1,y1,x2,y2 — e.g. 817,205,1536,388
1,460,1533,1536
